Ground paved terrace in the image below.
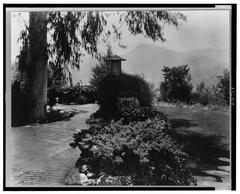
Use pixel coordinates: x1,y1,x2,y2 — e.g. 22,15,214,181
9,104,99,186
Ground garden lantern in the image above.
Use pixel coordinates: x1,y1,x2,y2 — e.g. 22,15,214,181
106,54,126,75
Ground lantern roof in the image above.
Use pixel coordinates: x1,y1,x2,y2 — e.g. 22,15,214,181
106,54,126,61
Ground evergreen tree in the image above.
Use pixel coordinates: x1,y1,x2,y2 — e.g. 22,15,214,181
160,65,193,103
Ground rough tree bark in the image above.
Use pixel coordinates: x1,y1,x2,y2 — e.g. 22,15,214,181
27,12,48,122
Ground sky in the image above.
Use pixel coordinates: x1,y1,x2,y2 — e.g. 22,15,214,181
11,9,230,64
112,10,230,55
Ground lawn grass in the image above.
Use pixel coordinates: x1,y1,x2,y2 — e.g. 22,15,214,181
157,105,230,145
156,105,230,181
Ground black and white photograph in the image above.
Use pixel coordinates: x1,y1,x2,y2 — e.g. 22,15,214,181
3,4,236,190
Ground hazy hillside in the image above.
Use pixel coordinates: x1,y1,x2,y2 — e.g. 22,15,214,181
122,44,229,88
71,44,229,88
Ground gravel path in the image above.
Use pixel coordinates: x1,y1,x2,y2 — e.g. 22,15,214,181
9,104,99,187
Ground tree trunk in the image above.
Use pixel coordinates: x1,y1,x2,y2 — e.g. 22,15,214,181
27,12,48,122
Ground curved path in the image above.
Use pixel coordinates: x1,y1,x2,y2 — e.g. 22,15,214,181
9,104,99,187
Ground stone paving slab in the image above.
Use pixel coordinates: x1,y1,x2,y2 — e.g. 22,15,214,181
218,157,230,163
217,166,230,172
8,104,99,187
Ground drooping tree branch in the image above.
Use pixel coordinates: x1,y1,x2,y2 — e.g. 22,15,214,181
17,10,187,87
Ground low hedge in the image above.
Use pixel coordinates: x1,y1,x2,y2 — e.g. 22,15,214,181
47,84,97,106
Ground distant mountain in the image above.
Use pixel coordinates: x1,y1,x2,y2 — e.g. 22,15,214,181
71,43,229,88
122,44,229,88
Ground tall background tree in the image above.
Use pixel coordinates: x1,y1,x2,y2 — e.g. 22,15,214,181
217,69,230,105
15,10,186,124
160,65,193,103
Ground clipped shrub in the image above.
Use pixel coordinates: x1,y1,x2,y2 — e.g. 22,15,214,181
70,119,196,186
117,97,168,124
97,73,154,118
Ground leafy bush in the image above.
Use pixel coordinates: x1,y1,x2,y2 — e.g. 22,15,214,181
76,95,88,104
47,87,61,108
116,97,140,121
89,57,111,88
70,119,196,185
47,84,97,106
217,69,230,105
191,69,230,106
11,80,29,126
117,97,168,124
191,82,226,106
97,73,154,118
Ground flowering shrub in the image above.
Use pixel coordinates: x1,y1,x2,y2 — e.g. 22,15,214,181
70,119,196,185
